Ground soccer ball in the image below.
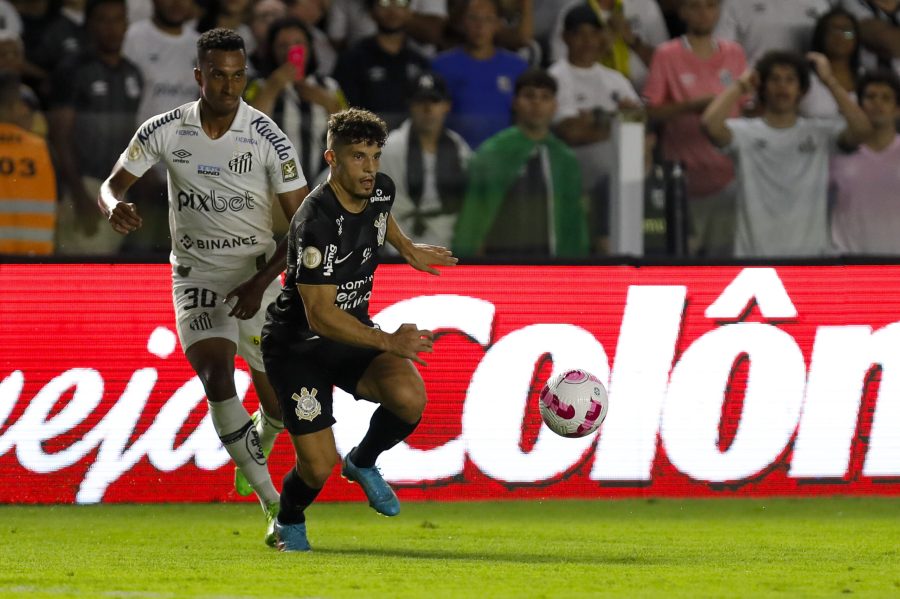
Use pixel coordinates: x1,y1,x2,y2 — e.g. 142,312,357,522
539,369,609,438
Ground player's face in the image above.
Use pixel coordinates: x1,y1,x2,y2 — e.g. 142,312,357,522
513,86,557,132
680,0,720,36
88,1,128,55
861,82,900,129
329,141,382,200
762,65,803,115
409,99,451,137
195,49,248,116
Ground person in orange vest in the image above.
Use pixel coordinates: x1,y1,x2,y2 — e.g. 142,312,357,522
0,70,56,255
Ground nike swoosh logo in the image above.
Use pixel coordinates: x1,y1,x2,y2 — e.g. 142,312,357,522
335,251,354,264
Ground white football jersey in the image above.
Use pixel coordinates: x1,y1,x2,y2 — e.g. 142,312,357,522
121,99,307,272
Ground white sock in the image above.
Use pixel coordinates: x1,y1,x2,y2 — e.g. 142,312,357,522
208,396,279,507
256,407,284,456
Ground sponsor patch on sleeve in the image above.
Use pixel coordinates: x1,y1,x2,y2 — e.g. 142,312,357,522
281,159,299,182
126,141,142,161
301,246,322,269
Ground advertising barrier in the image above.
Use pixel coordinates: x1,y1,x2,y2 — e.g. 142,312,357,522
1,263,899,503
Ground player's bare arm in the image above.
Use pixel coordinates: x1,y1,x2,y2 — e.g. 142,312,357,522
225,185,309,319
807,52,873,148
98,160,143,234
298,283,434,365
701,68,755,148
385,213,457,276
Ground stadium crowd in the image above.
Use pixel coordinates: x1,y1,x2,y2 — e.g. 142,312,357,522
2,0,900,258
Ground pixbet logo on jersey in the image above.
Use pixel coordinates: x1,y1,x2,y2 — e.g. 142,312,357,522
176,189,256,213
2,264,900,504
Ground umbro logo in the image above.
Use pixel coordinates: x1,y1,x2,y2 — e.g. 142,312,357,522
172,149,191,164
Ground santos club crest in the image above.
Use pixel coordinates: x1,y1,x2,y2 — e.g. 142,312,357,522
291,387,321,421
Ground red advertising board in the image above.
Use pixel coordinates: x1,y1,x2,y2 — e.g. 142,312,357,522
1,263,899,504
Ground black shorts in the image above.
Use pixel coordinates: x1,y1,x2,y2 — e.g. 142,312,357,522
261,333,382,436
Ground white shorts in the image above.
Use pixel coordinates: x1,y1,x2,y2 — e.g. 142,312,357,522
172,266,282,371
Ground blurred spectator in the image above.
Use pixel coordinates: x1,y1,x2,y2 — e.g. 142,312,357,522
0,71,56,255
62,0,85,24
657,0,685,37
13,0,83,103
643,0,746,256
333,0,429,129
380,72,471,248
284,0,337,74
549,0,670,89
714,0,833,65
0,0,23,35
830,69,900,254
549,4,639,252
195,0,256,54
247,16,343,182
432,0,528,147
49,0,142,255
123,0,200,125
701,50,871,257
842,0,900,77
453,69,588,258
327,0,447,53
248,0,287,75
801,7,861,118
0,31,48,136
446,0,538,65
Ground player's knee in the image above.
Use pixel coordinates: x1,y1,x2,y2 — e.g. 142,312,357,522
392,384,426,423
298,453,338,488
195,363,236,401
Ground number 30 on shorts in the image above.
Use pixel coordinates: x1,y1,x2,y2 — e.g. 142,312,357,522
183,287,217,309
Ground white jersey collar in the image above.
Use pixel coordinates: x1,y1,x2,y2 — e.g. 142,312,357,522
182,99,251,132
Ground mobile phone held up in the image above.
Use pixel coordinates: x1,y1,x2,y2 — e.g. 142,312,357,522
287,44,306,81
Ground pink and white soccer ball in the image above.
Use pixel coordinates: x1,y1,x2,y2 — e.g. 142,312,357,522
539,369,609,438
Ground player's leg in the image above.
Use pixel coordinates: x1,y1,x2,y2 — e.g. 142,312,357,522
275,428,339,552
342,353,426,516
185,338,280,509
233,280,286,496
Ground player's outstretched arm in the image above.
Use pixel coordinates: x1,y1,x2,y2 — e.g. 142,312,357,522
385,214,458,276
225,186,308,319
98,160,142,235
299,283,434,366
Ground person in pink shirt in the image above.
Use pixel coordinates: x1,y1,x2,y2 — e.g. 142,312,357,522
831,69,900,255
642,0,746,256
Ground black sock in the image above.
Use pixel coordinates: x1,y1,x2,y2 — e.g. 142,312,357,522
350,407,420,468
279,467,322,525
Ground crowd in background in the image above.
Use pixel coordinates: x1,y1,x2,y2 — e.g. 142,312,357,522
2,0,900,259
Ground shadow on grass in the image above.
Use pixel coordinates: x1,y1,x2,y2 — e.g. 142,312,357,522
312,546,670,566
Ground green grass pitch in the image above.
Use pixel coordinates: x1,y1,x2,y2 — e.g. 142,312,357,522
1,497,899,598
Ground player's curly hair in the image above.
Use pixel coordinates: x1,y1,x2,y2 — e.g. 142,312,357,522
197,28,245,61
327,108,388,149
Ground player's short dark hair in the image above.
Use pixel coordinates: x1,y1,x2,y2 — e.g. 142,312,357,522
327,108,388,149
514,69,557,96
755,51,810,107
857,68,900,103
197,28,245,61
84,0,125,23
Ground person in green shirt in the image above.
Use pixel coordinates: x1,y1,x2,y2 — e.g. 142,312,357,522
453,69,590,258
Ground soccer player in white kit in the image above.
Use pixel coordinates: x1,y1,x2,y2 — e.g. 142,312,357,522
98,28,309,546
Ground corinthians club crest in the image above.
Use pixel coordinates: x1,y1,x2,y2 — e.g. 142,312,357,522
292,387,321,421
